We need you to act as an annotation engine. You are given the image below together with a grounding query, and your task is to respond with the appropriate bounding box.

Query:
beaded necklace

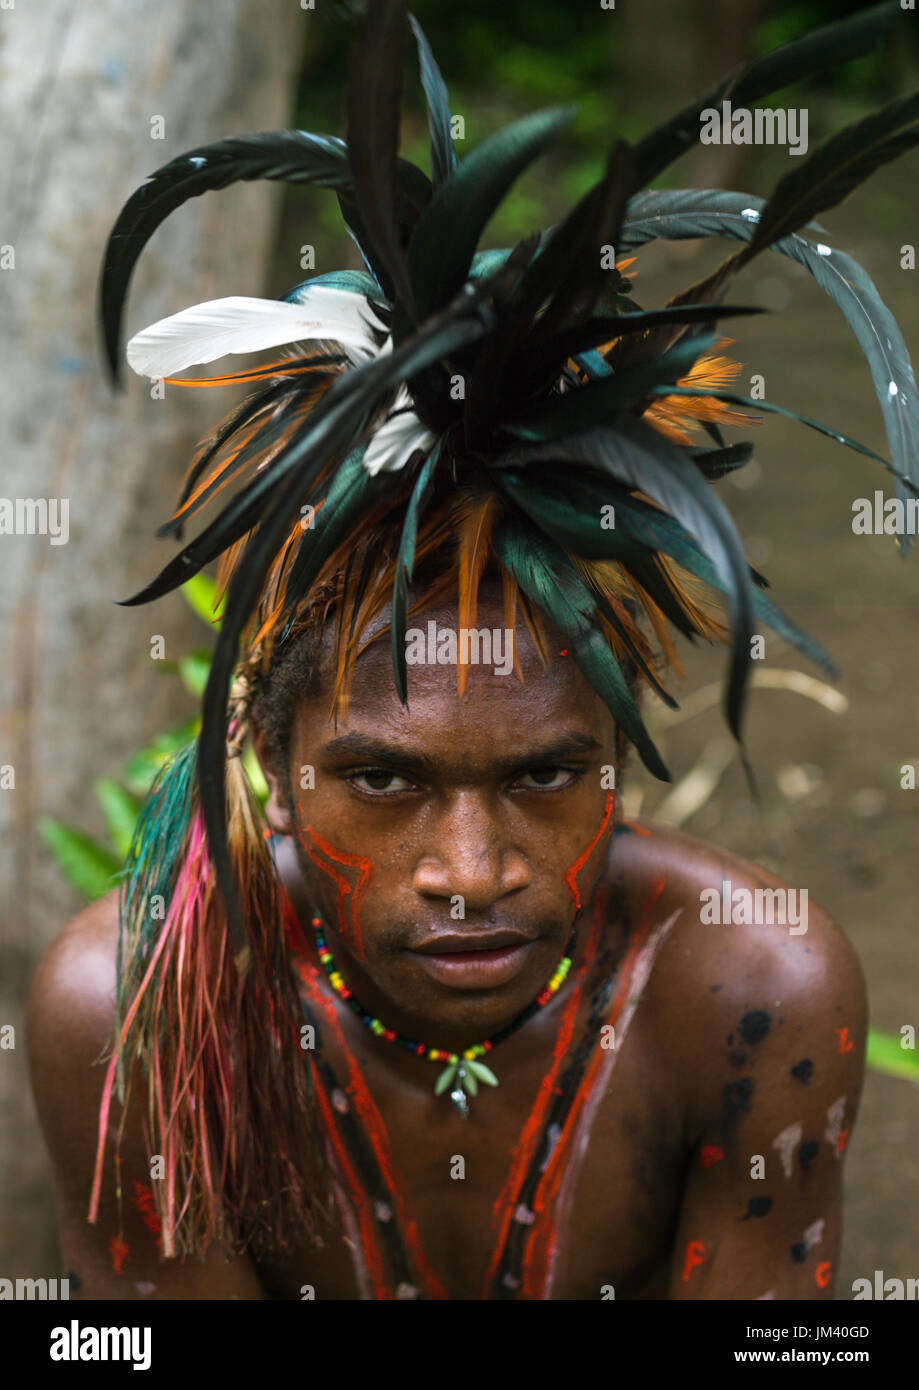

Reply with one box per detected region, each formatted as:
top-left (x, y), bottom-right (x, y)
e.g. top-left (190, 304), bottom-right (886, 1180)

top-left (311, 915), bottom-right (577, 1116)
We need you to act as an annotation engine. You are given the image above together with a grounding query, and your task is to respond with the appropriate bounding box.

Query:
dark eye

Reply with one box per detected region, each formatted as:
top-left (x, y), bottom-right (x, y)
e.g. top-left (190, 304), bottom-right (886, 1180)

top-left (349, 769), bottom-right (413, 795)
top-left (514, 767), bottom-right (579, 790)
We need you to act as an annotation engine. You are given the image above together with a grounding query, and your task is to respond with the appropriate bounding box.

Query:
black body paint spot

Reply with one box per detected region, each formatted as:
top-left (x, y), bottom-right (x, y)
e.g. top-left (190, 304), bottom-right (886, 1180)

top-left (728, 1048), bottom-right (749, 1069)
top-left (799, 1141), bottom-right (819, 1170)
top-left (67, 1269), bottom-right (81, 1291)
top-left (711, 983), bottom-right (724, 993)
top-left (726, 1032), bottom-right (734, 1045)
top-left (739, 1010), bottom-right (771, 1046)
top-left (741, 1196), bottom-right (773, 1221)
top-left (723, 1077), bottom-right (754, 1115)
top-left (791, 1058), bottom-right (814, 1084)
top-left (791, 1242), bottom-right (808, 1263)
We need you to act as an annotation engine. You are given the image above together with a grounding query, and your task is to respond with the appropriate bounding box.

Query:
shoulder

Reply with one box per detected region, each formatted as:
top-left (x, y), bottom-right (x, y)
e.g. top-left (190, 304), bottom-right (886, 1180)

top-left (607, 820), bottom-right (867, 1115)
top-left (27, 890), bottom-right (265, 1298)
top-left (27, 888), bottom-right (121, 1120)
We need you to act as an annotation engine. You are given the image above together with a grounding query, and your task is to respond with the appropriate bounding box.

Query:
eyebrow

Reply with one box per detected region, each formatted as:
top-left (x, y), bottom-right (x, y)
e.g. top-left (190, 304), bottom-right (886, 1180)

top-left (319, 731), bottom-right (603, 777)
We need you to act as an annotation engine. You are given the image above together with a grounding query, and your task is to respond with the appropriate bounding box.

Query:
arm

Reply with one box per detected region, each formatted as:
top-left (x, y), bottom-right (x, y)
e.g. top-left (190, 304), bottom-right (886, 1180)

top-left (667, 903), bottom-right (867, 1300)
top-left (26, 889), bottom-right (265, 1300)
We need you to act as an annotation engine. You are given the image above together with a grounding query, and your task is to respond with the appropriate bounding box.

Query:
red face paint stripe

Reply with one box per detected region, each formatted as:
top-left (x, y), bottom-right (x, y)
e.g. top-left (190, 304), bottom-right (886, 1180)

top-left (563, 792), bottom-right (616, 913)
top-left (295, 820), bottom-right (374, 960)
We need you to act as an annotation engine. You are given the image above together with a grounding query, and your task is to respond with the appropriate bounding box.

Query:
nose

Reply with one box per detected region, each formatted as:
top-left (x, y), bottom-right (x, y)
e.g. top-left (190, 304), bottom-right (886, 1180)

top-left (412, 791), bottom-right (531, 912)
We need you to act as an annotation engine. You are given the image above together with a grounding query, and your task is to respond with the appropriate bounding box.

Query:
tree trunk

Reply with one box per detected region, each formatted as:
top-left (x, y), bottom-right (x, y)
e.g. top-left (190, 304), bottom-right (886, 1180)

top-left (0, 0), bottom-right (306, 1273)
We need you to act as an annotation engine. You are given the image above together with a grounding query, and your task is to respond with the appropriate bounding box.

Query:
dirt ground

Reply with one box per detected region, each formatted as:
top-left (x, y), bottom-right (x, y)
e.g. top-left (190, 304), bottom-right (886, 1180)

top-left (620, 158), bottom-right (919, 1296)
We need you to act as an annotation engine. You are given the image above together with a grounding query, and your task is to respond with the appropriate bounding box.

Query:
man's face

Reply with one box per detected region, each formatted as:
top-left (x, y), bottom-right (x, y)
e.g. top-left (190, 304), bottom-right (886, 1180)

top-left (257, 584), bottom-right (620, 1045)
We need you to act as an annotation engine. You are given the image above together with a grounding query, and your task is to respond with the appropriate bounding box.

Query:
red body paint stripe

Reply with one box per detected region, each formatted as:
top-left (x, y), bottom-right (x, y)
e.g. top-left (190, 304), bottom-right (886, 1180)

top-left (108, 1235), bottom-right (129, 1275)
top-left (479, 892), bottom-right (606, 1298)
top-left (681, 1239), bottom-right (706, 1283)
top-left (518, 875), bottom-right (666, 1297)
top-left (292, 940), bottom-right (447, 1300)
top-left (313, 1065), bottom-right (390, 1299)
top-left (131, 1180), bottom-right (163, 1250)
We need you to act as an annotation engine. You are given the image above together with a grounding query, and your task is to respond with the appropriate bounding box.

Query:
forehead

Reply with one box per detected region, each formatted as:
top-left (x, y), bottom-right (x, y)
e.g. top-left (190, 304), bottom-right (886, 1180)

top-left (300, 583), bottom-right (615, 763)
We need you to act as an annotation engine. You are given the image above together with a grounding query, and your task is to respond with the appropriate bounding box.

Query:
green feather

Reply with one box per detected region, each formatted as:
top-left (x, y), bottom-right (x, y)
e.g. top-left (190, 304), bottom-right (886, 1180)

top-left (399, 105), bottom-right (575, 337)
top-left (493, 515), bottom-right (671, 782)
top-left (502, 333), bottom-right (718, 443)
top-left (391, 443), bottom-right (441, 702)
top-left (409, 12), bottom-right (457, 189)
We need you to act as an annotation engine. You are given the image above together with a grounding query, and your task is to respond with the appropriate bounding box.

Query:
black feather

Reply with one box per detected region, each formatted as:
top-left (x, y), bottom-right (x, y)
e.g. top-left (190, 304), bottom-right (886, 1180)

top-left (633, 1), bottom-right (901, 187)
top-left (345, 0), bottom-right (416, 318)
top-left (99, 132), bottom-right (353, 383)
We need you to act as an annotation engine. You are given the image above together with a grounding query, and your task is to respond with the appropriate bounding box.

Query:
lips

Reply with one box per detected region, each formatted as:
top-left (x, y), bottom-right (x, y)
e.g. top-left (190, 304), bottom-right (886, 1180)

top-left (408, 931), bottom-right (538, 990)
top-left (412, 929), bottom-right (535, 956)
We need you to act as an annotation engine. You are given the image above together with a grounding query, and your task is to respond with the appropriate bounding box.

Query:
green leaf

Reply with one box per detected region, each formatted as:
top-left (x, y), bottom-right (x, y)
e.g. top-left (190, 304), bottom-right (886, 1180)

top-left (178, 650), bottom-right (212, 697)
top-left (122, 718), bottom-right (200, 795)
top-left (93, 778), bottom-right (141, 860)
top-left (866, 1028), bottom-right (919, 1082)
top-left (241, 743), bottom-right (269, 804)
top-left (466, 1059), bottom-right (499, 1086)
top-left (181, 573), bottom-right (223, 625)
top-left (434, 1062), bottom-right (458, 1095)
top-left (38, 818), bottom-right (122, 901)
top-left (461, 1066), bottom-right (478, 1097)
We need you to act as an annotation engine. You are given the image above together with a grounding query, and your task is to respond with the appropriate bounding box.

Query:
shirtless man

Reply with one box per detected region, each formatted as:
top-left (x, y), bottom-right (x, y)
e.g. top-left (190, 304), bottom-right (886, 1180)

top-left (26, 581), bottom-right (865, 1300)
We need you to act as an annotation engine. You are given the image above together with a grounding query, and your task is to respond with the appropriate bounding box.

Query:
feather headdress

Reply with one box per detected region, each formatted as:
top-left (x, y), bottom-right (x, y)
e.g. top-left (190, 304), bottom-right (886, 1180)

top-left (93, 0), bottom-right (919, 1257)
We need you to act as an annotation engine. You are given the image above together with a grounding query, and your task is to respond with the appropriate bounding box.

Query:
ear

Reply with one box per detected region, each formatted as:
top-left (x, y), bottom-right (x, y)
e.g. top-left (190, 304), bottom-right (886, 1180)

top-left (249, 717), bottom-right (293, 837)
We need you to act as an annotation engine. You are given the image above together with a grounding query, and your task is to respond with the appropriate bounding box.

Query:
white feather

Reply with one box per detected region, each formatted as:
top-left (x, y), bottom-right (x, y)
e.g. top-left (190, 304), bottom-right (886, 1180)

top-left (126, 289), bottom-right (388, 377)
top-left (363, 385), bottom-right (436, 476)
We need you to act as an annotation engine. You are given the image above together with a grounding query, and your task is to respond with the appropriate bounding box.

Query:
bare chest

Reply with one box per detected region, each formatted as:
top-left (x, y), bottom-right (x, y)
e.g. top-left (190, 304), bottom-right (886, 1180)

top-left (255, 984), bottom-right (685, 1300)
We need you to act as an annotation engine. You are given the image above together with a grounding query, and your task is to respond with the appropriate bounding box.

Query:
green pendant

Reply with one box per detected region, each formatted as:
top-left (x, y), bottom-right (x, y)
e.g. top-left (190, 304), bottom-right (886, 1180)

top-left (433, 1058), bottom-right (500, 1116)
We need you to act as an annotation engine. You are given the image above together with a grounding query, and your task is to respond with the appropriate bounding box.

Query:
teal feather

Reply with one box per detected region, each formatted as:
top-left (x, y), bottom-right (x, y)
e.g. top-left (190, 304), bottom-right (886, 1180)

top-left (493, 516), bottom-right (670, 781)
top-left (391, 442), bottom-right (441, 701)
